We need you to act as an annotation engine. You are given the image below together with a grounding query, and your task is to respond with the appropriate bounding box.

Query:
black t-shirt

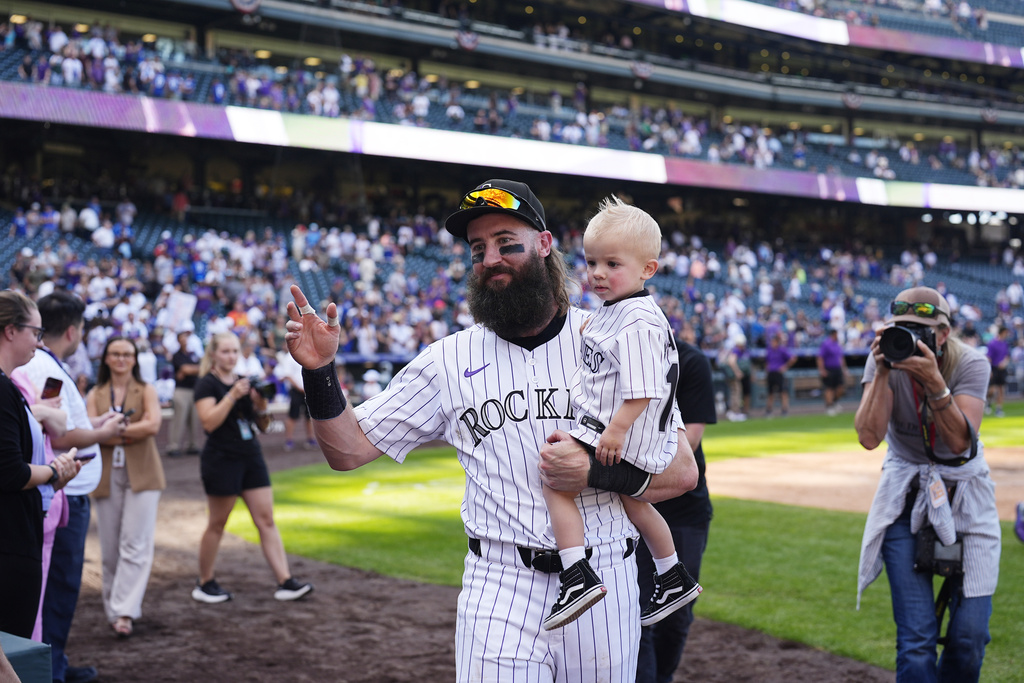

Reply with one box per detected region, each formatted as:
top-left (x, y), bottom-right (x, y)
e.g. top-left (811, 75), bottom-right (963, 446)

top-left (193, 374), bottom-right (261, 457)
top-left (653, 341), bottom-right (717, 526)
top-left (173, 349), bottom-right (201, 390)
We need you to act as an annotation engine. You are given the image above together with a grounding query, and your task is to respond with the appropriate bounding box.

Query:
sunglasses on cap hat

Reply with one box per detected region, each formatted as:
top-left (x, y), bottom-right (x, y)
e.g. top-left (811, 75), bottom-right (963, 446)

top-left (459, 187), bottom-right (544, 227)
top-left (890, 301), bottom-right (941, 318)
top-left (444, 179), bottom-right (547, 241)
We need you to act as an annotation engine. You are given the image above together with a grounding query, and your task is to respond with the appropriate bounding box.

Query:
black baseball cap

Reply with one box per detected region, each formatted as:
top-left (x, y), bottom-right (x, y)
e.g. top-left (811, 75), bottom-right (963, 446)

top-left (443, 179), bottom-right (547, 242)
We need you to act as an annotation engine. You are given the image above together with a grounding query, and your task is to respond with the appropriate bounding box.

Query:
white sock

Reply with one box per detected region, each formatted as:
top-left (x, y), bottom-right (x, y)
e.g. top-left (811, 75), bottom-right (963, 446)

top-left (559, 546), bottom-right (587, 568)
top-left (654, 553), bottom-right (679, 576)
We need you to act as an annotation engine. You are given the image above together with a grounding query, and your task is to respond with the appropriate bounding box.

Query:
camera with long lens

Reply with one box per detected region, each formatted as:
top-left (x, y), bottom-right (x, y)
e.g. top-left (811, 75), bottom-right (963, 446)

top-left (879, 323), bottom-right (936, 365)
top-left (249, 377), bottom-right (278, 400)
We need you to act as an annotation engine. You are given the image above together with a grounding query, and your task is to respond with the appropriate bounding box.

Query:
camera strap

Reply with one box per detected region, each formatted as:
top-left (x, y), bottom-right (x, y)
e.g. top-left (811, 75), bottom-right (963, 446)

top-left (913, 384), bottom-right (978, 467)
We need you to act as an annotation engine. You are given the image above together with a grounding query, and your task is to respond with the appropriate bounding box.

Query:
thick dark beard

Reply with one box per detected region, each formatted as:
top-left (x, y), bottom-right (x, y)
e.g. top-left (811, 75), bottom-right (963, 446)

top-left (467, 252), bottom-right (556, 339)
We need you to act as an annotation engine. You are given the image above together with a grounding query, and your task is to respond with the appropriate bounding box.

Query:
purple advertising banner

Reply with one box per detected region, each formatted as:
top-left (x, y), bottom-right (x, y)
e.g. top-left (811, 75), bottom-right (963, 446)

top-left (0, 81), bottom-right (236, 139)
top-left (629, 0), bottom-right (1024, 68)
top-left (847, 25), bottom-right (1024, 68)
top-left (664, 157), bottom-right (862, 202)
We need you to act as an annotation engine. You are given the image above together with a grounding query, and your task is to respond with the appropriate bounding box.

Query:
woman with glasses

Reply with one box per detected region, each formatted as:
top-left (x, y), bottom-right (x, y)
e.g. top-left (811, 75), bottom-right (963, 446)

top-left (0, 290), bottom-right (80, 639)
top-left (85, 337), bottom-right (165, 638)
top-left (855, 287), bottom-right (1000, 682)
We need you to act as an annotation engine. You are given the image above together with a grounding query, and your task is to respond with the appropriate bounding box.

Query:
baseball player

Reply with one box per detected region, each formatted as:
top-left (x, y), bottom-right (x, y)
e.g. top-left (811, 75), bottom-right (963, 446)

top-left (285, 178), bottom-right (698, 682)
top-left (542, 196), bottom-right (700, 631)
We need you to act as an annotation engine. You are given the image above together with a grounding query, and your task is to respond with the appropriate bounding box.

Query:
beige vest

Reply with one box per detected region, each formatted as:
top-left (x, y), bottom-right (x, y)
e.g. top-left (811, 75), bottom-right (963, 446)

top-left (91, 379), bottom-right (166, 498)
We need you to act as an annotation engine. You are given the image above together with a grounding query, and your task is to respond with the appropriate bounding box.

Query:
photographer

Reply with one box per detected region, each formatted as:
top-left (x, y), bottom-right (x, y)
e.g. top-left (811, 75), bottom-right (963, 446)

top-left (191, 332), bottom-right (312, 604)
top-left (854, 287), bottom-right (1000, 682)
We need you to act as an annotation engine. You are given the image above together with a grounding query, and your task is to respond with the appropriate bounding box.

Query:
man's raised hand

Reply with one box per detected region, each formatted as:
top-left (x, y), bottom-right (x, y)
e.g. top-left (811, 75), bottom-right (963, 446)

top-left (285, 284), bottom-right (341, 370)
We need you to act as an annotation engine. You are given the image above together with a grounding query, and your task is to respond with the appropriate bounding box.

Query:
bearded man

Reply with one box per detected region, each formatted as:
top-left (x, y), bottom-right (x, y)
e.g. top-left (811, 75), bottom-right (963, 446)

top-left (285, 179), bottom-right (697, 683)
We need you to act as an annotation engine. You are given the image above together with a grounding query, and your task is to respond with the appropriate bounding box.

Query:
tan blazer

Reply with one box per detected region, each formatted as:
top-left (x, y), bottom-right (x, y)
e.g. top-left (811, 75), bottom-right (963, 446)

top-left (92, 379), bottom-right (166, 498)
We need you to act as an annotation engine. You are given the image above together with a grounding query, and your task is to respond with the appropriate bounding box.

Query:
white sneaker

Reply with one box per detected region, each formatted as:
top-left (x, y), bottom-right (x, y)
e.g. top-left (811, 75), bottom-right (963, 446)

top-left (192, 579), bottom-right (232, 604)
top-left (274, 577), bottom-right (314, 601)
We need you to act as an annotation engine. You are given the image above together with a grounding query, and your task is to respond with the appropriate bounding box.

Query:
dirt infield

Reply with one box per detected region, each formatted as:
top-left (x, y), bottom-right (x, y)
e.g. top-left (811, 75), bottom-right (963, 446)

top-left (707, 446), bottom-right (1024, 520)
top-left (61, 428), bottom-right (994, 682)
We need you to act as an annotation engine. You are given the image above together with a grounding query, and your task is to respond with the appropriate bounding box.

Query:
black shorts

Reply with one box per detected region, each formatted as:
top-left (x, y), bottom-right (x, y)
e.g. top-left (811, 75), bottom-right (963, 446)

top-left (740, 374), bottom-right (752, 397)
top-left (822, 368), bottom-right (844, 389)
top-left (200, 444), bottom-right (271, 497)
top-left (990, 366), bottom-right (1007, 387)
top-left (288, 387), bottom-right (310, 420)
top-left (767, 371), bottom-right (785, 394)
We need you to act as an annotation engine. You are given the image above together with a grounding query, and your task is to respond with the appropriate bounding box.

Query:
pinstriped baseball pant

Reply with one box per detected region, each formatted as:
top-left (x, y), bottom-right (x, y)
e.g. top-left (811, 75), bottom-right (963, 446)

top-left (456, 537), bottom-right (640, 682)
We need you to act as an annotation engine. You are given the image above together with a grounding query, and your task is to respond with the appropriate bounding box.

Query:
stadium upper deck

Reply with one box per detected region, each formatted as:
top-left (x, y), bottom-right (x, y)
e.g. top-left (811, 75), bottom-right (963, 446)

top-left (2, 0), bottom-right (1022, 223)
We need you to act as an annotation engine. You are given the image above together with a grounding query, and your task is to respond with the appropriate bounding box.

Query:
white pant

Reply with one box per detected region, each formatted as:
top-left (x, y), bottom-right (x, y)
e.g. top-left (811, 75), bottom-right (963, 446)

top-left (456, 537), bottom-right (640, 682)
top-left (94, 467), bottom-right (161, 622)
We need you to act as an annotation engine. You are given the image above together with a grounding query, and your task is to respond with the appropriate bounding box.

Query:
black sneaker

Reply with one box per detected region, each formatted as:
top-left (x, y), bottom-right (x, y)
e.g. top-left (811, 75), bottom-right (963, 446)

top-left (640, 562), bottom-right (702, 627)
top-left (542, 559), bottom-right (607, 631)
top-left (191, 578), bottom-right (233, 604)
top-left (274, 577), bottom-right (314, 601)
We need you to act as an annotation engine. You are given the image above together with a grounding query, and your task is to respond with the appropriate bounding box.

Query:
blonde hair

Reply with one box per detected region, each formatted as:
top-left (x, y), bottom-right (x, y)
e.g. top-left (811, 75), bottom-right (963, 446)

top-left (938, 323), bottom-right (965, 386)
top-left (198, 332), bottom-right (240, 377)
top-left (584, 195), bottom-right (662, 262)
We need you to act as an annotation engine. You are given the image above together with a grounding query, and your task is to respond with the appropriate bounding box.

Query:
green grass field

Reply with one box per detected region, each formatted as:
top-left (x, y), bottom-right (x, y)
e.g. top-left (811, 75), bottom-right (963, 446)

top-left (228, 400), bottom-right (1024, 680)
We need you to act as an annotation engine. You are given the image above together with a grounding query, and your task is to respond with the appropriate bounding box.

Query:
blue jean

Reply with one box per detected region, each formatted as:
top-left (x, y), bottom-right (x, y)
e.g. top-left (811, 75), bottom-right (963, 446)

top-left (636, 521), bottom-right (710, 683)
top-left (43, 494), bottom-right (91, 682)
top-left (881, 504), bottom-right (992, 683)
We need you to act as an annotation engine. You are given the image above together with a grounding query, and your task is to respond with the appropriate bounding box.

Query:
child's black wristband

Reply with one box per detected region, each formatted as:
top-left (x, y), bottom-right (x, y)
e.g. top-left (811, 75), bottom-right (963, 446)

top-left (301, 362), bottom-right (347, 421)
top-left (586, 455), bottom-right (652, 498)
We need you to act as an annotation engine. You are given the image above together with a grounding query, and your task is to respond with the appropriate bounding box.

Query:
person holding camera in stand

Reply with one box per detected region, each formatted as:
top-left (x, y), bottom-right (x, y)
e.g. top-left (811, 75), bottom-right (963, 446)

top-left (854, 287), bottom-right (1000, 682)
top-left (85, 337), bottom-right (164, 639)
top-left (191, 332), bottom-right (312, 604)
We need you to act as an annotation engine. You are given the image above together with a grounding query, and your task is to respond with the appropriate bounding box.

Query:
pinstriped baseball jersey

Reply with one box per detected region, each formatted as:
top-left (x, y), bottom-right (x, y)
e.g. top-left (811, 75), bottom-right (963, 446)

top-left (569, 291), bottom-right (678, 474)
top-left (354, 307), bottom-right (679, 549)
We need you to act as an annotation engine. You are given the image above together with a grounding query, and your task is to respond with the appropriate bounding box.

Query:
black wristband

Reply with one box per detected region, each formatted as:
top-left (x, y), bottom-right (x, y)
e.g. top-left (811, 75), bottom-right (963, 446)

top-left (586, 454), bottom-right (652, 497)
top-left (302, 362), bottom-right (348, 421)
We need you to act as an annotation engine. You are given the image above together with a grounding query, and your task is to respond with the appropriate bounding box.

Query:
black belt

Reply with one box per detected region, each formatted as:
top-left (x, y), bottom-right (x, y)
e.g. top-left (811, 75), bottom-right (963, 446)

top-left (468, 537), bottom-right (635, 574)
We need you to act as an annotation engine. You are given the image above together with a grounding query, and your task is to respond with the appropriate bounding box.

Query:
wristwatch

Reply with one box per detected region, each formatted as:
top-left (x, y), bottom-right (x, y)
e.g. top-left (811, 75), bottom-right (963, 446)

top-left (47, 464), bottom-right (60, 486)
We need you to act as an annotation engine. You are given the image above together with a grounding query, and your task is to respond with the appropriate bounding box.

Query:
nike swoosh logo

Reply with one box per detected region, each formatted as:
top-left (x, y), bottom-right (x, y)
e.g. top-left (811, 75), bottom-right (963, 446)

top-left (464, 364), bottom-right (490, 378)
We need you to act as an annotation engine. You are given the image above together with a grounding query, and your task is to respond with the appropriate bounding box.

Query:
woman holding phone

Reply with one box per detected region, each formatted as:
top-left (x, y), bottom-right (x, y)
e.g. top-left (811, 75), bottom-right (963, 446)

top-left (191, 332), bottom-right (311, 604)
top-left (85, 337), bottom-right (164, 638)
top-left (0, 290), bottom-right (79, 639)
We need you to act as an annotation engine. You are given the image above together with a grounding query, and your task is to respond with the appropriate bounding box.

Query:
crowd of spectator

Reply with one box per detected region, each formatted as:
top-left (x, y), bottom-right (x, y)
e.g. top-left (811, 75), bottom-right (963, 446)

top-left (7, 12), bottom-right (1024, 191)
top-left (5, 180), bottom-right (1023, 414)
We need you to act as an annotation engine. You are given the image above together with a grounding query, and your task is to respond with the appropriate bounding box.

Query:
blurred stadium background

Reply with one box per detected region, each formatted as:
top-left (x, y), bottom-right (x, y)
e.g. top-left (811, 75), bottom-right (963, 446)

top-left (1, 0), bottom-right (1022, 403)
top-left (3, 1), bottom-right (1024, 680)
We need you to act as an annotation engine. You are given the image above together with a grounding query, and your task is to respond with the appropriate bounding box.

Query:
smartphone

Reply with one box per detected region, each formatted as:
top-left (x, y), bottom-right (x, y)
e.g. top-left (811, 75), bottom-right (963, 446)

top-left (41, 377), bottom-right (63, 400)
top-left (74, 452), bottom-right (97, 462)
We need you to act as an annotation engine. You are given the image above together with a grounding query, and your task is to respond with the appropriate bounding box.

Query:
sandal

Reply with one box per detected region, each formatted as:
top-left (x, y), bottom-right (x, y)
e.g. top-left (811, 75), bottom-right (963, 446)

top-left (112, 616), bottom-right (133, 638)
